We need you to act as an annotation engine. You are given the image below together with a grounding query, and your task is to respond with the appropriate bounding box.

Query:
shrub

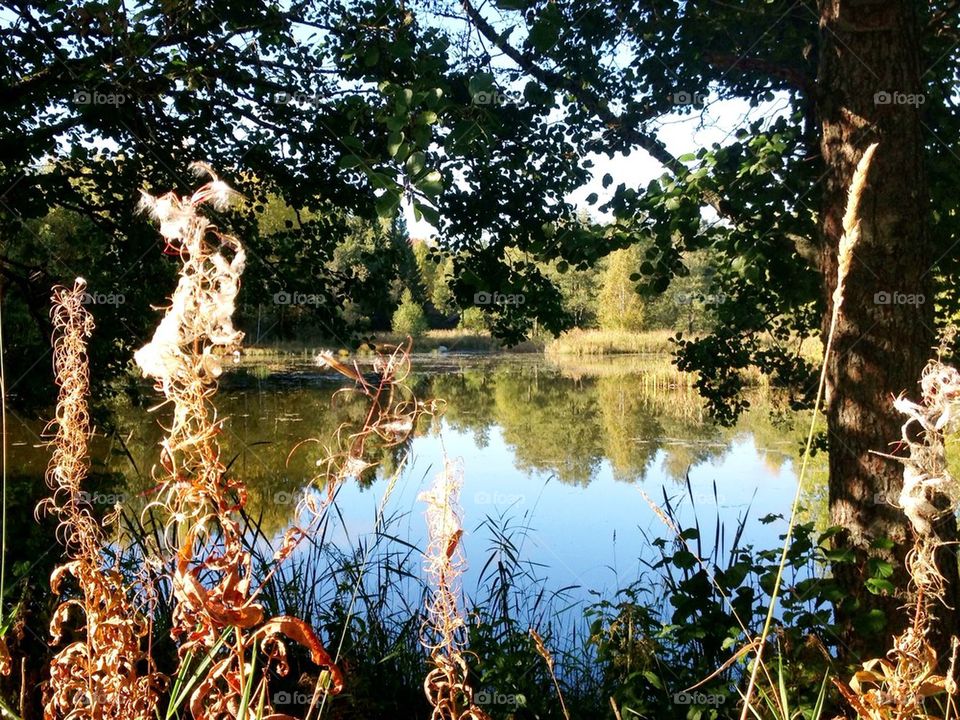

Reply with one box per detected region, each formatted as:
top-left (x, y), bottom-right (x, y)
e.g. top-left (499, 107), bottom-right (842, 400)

top-left (392, 289), bottom-right (429, 337)
top-left (458, 306), bottom-right (488, 333)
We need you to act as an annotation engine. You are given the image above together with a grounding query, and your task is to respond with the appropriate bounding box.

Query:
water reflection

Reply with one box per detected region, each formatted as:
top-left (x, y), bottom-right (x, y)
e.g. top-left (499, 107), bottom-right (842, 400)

top-left (9, 355), bottom-right (813, 532)
top-left (8, 353), bottom-right (828, 601)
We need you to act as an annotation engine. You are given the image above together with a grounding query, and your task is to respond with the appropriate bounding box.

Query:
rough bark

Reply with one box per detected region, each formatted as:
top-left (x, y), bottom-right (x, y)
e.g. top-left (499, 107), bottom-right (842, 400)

top-left (817, 0), bottom-right (958, 661)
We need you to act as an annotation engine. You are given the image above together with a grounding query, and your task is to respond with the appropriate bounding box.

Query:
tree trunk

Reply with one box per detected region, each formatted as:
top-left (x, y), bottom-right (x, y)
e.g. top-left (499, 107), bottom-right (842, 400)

top-left (817, 0), bottom-right (958, 661)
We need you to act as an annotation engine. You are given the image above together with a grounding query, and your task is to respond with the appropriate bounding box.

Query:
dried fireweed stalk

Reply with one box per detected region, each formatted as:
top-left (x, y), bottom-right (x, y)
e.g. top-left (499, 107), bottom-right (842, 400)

top-left (276, 340), bottom-right (439, 566)
top-left (312, 340), bottom-right (437, 494)
top-left (39, 279), bottom-right (165, 720)
top-left (836, 360), bottom-right (960, 718)
top-left (419, 459), bottom-right (490, 720)
top-left (136, 165), bottom-right (341, 719)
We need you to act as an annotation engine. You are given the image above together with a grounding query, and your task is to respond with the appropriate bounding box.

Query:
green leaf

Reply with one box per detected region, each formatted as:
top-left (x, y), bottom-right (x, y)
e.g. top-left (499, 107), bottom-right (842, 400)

top-left (387, 131), bottom-right (404, 158)
top-left (871, 536), bottom-right (895, 551)
top-left (643, 670), bottom-right (663, 689)
top-left (469, 72), bottom-right (495, 98)
top-left (867, 558), bottom-right (894, 578)
top-left (418, 170), bottom-right (443, 197)
top-left (528, 14), bottom-right (561, 52)
top-left (865, 578), bottom-right (896, 595)
top-left (415, 202), bottom-right (440, 227)
top-left (854, 609), bottom-right (887, 634)
top-left (339, 154), bottom-right (365, 170)
top-left (375, 191), bottom-right (400, 218)
top-left (406, 151), bottom-right (427, 177)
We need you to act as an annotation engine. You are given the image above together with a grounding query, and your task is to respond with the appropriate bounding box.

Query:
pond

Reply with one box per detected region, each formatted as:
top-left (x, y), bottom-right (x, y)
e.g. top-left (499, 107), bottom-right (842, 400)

top-left (9, 352), bottom-right (826, 610)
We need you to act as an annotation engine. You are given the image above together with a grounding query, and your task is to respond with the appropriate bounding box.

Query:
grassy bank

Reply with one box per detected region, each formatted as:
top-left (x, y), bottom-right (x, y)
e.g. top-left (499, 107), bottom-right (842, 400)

top-left (243, 330), bottom-right (544, 358)
top-left (544, 328), bottom-right (678, 356)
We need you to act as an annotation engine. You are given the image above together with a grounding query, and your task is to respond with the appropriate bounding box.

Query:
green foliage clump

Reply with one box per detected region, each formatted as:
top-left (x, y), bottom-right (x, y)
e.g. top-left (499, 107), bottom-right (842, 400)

top-left (598, 247), bottom-right (646, 332)
top-left (392, 289), bottom-right (429, 337)
top-left (458, 306), bottom-right (487, 333)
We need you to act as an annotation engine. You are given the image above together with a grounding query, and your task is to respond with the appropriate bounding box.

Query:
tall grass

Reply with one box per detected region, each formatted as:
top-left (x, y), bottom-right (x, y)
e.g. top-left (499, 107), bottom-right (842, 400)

top-left (735, 143), bottom-right (878, 720)
top-left (0, 256), bottom-right (12, 692)
top-left (545, 328), bottom-right (677, 356)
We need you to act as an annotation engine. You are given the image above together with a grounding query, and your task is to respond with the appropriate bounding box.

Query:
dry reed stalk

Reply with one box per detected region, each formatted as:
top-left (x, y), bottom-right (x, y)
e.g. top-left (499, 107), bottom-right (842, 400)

top-left (419, 459), bottom-right (489, 720)
top-left (738, 143), bottom-right (879, 720)
top-left (835, 360), bottom-right (960, 718)
top-left (271, 342), bottom-right (436, 624)
top-left (39, 279), bottom-right (165, 720)
top-left (136, 166), bottom-right (341, 719)
top-left (0, 264), bottom-right (9, 681)
top-left (833, 143), bottom-right (877, 311)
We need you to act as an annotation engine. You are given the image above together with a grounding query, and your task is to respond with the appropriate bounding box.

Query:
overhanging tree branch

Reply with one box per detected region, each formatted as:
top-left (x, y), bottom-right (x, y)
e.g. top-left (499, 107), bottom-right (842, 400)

top-left (459, 0), bottom-right (820, 266)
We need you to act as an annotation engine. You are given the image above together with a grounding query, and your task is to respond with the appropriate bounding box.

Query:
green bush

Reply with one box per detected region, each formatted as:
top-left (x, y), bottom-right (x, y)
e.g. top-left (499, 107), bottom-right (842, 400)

top-left (391, 289), bottom-right (429, 337)
top-left (458, 306), bottom-right (488, 333)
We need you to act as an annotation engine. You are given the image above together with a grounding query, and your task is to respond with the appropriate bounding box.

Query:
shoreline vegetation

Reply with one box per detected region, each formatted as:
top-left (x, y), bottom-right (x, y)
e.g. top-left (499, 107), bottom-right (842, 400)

top-left (240, 328), bottom-right (824, 393)
top-left (0, 167), bottom-right (897, 720)
top-left (243, 327), bottom-right (823, 360)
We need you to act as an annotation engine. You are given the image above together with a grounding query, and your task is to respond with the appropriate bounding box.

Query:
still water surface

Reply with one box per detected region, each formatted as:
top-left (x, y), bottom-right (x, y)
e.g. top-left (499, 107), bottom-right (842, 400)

top-left (11, 353), bottom-right (822, 606)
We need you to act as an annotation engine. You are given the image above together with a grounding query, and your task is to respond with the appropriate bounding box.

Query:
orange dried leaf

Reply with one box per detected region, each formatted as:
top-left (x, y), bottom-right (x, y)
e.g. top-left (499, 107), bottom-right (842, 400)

top-left (0, 636), bottom-right (10, 676)
top-left (253, 616), bottom-right (343, 693)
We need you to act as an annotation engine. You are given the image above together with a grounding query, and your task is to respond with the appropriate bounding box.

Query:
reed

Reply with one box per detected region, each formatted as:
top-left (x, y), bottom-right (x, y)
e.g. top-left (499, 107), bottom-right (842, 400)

top-left (737, 142), bottom-right (879, 719)
top-left (545, 328), bottom-right (678, 356)
top-left (0, 262), bottom-right (9, 682)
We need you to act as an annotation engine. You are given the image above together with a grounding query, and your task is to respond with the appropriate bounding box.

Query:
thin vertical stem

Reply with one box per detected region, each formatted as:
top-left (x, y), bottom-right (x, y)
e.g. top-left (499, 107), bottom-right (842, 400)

top-left (0, 288), bottom-right (7, 626)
